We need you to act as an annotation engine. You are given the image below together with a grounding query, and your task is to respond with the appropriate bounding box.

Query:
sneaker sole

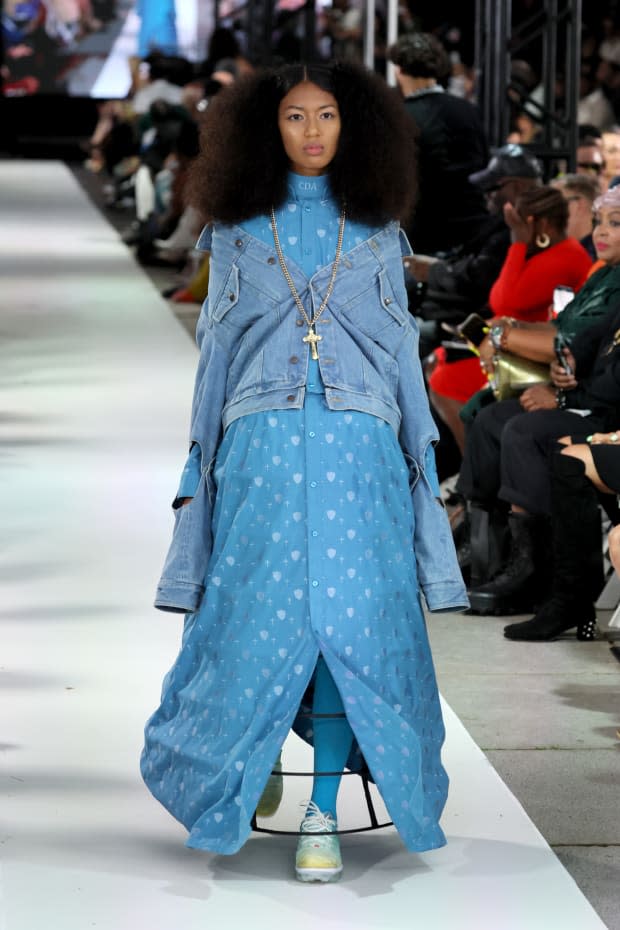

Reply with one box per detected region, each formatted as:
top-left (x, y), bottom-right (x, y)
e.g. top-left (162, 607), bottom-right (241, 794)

top-left (295, 866), bottom-right (342, 883)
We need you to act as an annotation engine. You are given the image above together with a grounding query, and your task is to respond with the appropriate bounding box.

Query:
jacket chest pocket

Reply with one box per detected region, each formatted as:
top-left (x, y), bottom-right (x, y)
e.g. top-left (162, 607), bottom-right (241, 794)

top-left (338, 269), bottom-right (406, 338)
top-left (209, 263), bottom-right (239, 322)
top-left (210, 264), bottom-right (284, 328)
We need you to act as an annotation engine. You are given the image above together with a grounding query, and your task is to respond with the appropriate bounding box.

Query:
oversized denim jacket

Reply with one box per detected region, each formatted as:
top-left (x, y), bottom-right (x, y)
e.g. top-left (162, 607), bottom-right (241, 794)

top-left (155, 220), bottom-right (468, 615)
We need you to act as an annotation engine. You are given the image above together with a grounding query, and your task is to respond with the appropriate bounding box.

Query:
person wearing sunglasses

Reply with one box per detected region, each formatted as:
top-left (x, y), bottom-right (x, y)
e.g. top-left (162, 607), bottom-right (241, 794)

top-left (552, 172), bottom-right (600, 260)
top-left (576, 137), bottom-right (605, 178)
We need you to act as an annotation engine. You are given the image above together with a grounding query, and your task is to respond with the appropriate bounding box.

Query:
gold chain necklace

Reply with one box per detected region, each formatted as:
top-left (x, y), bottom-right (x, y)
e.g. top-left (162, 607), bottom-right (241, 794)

top-left (270, 206), bottom-right (346, 360)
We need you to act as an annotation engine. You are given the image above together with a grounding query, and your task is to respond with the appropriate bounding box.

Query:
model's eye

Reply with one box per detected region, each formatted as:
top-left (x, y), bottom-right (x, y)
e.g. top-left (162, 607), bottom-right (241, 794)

top-left (320, 110), bottom-right (337, 119)
top-left (287, 113), bottom-right (304, 121)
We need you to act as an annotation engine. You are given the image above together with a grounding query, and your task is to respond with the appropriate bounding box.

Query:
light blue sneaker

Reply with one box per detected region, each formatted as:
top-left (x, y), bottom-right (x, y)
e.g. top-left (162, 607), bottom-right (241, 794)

top-left (256, 755), bottom-right (283, 818)
top-left (295, 801), bottom-right (343, 883)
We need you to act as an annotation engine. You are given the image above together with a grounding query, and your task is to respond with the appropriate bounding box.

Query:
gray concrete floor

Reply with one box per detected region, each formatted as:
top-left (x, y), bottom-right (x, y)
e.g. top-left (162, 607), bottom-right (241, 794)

top-left (75, 165), bottom-right (620, 928)
top-left (429, 611), bottom-right (620, 930)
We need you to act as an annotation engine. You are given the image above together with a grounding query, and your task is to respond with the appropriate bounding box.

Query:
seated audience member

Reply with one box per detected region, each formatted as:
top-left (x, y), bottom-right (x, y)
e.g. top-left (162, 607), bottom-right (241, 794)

top-left (456, 185), bottom-right (620, 588)
top-left (388, 31), bottom-right (489, 256)
top-left (131, 52), bottom-right (189, 115)
top-left (506, 108), bottom-right (543, 146)
top-left (578, 37), bottom-right (620, 131)
top-left (503, 429), bottom-right (620, 641)
top-left (600, 129), bottom-right (620, 192)
top-left (428, 186), bottom-right (592, 451)
top-left (324, 0), bottom-right (363, 62)
top-left (608, 520), bottom-right (620, 573)
top-left (552, 173), bottom-right (600, 259)
top-left (195, 26), bottom-right (253, 81)
top-left (576, 135), bottom-right (605, 180)
top-left (84, 100), bottom-right (138, 175)
top-left (127, 102), bottom-right (199, 263)
top-left (474, 185), bottom-right (620, 385)
top-left (458, 304), bottom-right (620, 617)
top-left (408, 144), bottom-right (543, 356)
top-left (2, 0), bottom-right (61, 93)
top-left (165, 253), bottom-right (210, 304)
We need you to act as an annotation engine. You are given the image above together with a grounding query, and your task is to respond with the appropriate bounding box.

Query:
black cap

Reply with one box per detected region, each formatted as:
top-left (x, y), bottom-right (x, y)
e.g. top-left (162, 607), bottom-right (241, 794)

top-left (469, 144), bottom-right (543, 191)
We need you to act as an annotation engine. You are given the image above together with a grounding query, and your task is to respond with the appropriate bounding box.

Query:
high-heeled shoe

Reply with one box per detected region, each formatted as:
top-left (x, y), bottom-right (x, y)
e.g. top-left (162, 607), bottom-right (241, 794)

top-left (504, 597), bottom-right (597, 641)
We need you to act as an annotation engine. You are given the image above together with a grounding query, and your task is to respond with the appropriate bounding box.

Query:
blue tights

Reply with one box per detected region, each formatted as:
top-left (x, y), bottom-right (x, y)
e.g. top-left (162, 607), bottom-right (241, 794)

top-left (309, 656), bottom-right (354, 818)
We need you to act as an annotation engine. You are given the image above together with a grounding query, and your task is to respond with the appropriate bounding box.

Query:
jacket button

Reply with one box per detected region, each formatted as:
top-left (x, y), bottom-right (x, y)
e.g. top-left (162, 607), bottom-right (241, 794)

top-left (229, 292), bottom-right (235, 301)
top-left (287, 394), bottom-right (295, 401)
top-left (235, 239), bottom-right (243, 248)
top-left (267, 256), bottom-right (276, 264)
top-left (296, 319), bottom-right (305, 327)
top-left (289, 355), bottom-right (299, 364)
top-left (384, 297), bottom-right (392, 305)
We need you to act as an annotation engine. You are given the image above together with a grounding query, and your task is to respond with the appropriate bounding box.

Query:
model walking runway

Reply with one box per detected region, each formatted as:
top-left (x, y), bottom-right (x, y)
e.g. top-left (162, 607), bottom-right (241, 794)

top-left (0, 161), bottom-right (608, 929)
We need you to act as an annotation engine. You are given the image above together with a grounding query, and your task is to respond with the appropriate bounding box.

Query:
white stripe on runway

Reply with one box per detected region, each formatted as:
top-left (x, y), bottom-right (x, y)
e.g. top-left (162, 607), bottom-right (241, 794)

top-left (0, 161), bottom-right (608, 930)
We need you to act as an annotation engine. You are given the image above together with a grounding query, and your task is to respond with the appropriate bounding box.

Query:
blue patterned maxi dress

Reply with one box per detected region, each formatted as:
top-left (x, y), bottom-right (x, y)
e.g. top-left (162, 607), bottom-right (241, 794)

top-left (141, 174), bottom-right (449, 855)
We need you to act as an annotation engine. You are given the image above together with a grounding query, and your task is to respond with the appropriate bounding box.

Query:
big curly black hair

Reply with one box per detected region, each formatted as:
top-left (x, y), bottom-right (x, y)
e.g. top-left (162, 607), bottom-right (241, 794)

top-left (187, 61), bottom-right (417, 225)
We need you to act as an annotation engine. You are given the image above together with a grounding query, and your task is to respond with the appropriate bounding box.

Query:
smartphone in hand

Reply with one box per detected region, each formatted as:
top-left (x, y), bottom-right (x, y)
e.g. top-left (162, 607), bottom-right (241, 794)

top-left (457, 313), bottom-right (491, 347)
top-left (554, 332), bottom-right (573, 375)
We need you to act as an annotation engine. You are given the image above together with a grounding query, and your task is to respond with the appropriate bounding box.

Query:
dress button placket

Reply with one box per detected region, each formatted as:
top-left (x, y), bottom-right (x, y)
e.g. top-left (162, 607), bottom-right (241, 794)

top-left (304, 387), bottom-right (323, 623)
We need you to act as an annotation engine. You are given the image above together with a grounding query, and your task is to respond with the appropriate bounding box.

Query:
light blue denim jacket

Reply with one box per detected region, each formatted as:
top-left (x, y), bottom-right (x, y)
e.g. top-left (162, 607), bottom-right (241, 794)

top-left (155, 219), bottom-right (468, 614)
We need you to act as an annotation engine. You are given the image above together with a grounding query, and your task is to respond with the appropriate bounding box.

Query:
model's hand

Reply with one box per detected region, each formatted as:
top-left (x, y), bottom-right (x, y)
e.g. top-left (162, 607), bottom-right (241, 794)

top-left (519, 383), bottom-right (557, 411)
top-left (503, 202), bottom-right (534, 244)
top-left (178, 497), bottom-right (194, 508)
top-left (608, 524), bottom-right (620, 575)
top-left (404, 255), bottom-right (439, 283)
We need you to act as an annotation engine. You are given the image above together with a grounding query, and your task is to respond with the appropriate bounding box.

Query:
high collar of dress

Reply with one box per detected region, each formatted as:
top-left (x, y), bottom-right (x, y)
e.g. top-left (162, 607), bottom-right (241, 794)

top-left (287, 172), bottom-right (330, 202)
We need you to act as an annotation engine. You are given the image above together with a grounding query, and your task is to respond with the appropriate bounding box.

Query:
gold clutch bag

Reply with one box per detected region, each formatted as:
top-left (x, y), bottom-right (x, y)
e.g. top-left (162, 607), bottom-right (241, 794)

top-left (490, 352), bottom-right (550, 400)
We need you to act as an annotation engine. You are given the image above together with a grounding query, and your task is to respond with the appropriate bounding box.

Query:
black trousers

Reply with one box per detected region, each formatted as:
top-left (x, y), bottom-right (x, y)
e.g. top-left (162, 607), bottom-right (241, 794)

top-left (456, 398), bottom-right (602, 515)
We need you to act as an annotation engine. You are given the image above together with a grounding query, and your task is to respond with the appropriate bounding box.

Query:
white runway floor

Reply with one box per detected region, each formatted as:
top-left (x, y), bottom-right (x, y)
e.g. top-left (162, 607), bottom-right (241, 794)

top-left (0, 161), bottom-right (609, 929)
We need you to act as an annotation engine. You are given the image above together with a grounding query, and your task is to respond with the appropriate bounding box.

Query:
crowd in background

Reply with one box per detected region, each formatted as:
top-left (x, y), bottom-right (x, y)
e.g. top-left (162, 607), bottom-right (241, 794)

top-left (62, 3), bottom-right (620, 648)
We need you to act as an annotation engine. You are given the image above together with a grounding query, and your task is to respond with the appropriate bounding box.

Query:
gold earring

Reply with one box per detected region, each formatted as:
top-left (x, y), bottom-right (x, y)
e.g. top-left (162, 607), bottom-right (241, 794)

top-left (536, 233), bottom-right (550, 248)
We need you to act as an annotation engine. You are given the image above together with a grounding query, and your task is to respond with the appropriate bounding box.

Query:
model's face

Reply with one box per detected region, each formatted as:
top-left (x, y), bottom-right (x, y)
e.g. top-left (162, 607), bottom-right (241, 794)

top-left (278, 81), bottom-right (341, 176)
top-left (592, 206), bottom-right (620, 264)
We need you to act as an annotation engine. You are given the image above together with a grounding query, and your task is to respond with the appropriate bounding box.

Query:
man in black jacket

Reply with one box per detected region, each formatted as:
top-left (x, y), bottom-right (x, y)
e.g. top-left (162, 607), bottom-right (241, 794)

top-left (389, 32), bottom-right (489, 257)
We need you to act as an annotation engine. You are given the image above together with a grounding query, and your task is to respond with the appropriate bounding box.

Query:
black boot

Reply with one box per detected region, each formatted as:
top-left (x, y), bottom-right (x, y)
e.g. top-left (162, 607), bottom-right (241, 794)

top-left (468, 504), bottom-right (510, 589)
top-left (468, 512), bottom-right (545, 615)
top-left (452, 499), bottom-right (471, 586)
top-left (504, 453), bottom-right (602, 641)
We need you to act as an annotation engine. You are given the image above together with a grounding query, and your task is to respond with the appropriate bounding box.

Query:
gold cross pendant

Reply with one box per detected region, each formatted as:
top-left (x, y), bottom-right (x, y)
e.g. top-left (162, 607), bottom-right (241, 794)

top-left (303, 325), bottom-right (322, 360)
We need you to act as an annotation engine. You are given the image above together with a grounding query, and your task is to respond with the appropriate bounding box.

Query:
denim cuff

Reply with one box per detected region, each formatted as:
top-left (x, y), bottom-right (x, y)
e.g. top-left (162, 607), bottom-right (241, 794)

top-left (423, 581), bottom-right (469, 613)
top-left (154, 580), bottom-right (204, 614)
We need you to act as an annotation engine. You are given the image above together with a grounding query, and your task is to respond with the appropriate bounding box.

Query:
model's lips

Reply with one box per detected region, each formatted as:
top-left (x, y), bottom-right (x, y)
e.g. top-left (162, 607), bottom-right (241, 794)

top-left (303, 144), bottom-right (324, 155)
top-left (596, 241), bottom-right (609, 250)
